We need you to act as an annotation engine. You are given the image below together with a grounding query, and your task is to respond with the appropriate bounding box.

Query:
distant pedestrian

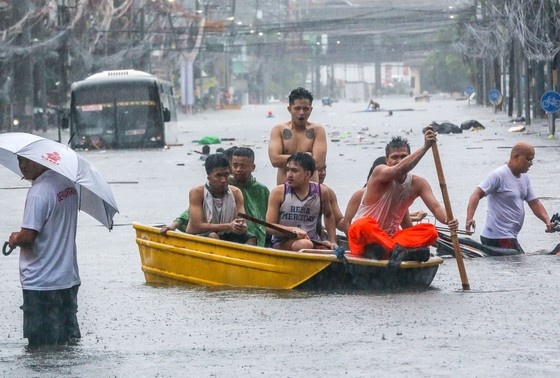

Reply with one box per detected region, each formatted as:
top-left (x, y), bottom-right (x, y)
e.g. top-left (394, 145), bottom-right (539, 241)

top-left (366, 99), bottom-right (380, 111)
top-left (199, 145), bottom-right (211, 161)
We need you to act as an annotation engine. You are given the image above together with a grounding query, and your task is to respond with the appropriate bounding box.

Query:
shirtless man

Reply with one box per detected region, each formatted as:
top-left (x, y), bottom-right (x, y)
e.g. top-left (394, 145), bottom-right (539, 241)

top-left (268, 87), bottom-right (327, 185)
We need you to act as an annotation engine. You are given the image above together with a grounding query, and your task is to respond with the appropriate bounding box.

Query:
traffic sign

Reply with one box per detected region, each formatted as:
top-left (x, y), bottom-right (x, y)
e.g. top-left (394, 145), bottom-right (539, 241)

top-left (488, 89), bottom-right (502, 105)
top-left (464, 85), bottom-right (475, 95)
top-left (540, 91), bottom-right (560, 113)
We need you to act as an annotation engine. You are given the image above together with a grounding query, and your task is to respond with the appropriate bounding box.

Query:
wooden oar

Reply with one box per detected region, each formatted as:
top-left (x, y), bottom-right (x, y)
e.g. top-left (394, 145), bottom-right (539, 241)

top-left (237, 213), bottom-right (331, 249)
top-left (432, 142), bottom-right (471, 290)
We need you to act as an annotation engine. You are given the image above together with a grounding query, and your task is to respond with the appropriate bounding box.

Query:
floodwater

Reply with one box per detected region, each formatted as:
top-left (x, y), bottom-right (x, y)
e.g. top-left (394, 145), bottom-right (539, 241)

top-left (1, 96), bottom-right (560, 377)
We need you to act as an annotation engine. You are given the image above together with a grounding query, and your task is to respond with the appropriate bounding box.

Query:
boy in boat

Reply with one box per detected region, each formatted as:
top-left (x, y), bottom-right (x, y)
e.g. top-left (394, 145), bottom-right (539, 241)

top-left (228, 147), bottom-right (270, 247)
top-left (266, 152), bottom-right (337, 251)
top-left (347, 129), bottom-right (458, 262)
top-left (465, 141), bottom-right (553, 253)
top-left (161, 148), bottom-right (270, 246)
top-left (185, 153), bottom-right (255, 244)
top-left (268, 87), bottom-right (328, 185)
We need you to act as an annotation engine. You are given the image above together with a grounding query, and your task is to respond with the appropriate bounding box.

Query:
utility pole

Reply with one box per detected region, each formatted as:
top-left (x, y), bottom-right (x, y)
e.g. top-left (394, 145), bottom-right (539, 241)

top-left (56, 1), bottom-right (72, 142)
top-left (12, 1), bottom-right (33, 133)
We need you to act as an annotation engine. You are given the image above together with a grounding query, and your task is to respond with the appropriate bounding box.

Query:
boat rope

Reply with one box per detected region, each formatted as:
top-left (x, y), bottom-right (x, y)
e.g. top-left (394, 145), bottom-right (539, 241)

top-left (2, 241), bottom-right (14, 256)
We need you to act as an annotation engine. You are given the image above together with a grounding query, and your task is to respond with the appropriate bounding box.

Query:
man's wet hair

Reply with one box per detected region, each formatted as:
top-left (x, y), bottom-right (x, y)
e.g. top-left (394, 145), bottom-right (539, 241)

top-left (222, 146), bottom-right (238, 161)
top-left (205, 153), bottom-right (230, 174)
top-left (385, 136), bottom-right (411, 156)
top-left (287, 152), bottom-right (315, 175)
top-left (201, 145), bottom-right (210, 154)
top-left (289, 87), bottom-right (313, 105)
top-left (233, 146), bottom-right (255, 161)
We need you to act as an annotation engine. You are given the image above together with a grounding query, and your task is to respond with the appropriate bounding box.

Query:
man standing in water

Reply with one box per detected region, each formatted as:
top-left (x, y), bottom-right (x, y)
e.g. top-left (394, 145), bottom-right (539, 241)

top-left (8, 157), bottom-right (81, 347)
top-left (466, 141), bottom-right (553, 253)
top-left (268, 87), bottom-right (327, 185)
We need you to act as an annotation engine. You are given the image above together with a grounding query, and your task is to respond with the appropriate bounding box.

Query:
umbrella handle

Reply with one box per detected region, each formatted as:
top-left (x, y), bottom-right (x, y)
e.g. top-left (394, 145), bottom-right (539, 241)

top-left (2, 241), bottom-right (14, 256)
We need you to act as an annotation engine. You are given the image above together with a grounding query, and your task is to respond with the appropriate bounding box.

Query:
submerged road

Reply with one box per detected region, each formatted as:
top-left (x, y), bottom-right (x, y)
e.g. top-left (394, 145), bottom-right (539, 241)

top-left (1, 96), bottom-right (559, 377)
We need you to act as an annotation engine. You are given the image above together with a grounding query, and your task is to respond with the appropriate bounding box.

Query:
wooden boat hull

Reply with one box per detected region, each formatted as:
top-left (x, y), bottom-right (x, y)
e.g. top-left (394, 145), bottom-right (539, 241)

top-left (134, 223), bottom-right (443, 290)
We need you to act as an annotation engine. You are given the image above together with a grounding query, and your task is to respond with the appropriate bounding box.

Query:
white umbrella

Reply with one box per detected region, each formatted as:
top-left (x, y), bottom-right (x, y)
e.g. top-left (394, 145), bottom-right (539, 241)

top-left (0, 132), bottom-right (119, 229)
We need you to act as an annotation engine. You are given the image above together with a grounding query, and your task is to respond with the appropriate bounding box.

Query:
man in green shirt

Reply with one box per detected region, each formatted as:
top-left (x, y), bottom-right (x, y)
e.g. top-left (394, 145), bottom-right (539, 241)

top-left (161, 147), bottom-right (270, 247)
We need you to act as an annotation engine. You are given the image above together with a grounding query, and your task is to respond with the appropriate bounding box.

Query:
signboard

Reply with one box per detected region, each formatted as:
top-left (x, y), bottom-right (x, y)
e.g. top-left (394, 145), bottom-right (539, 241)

top-left (540, 91), bottom-right (560, 113)
top-left (488, 89), bottom-right (502, 105)
top-left (464, 85), bottom-right (475, 95)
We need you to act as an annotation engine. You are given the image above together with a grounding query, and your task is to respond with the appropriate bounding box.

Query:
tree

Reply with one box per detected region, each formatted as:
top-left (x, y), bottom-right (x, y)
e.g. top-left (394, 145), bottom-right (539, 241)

top-left (422, 50), bottom-right (473, 93)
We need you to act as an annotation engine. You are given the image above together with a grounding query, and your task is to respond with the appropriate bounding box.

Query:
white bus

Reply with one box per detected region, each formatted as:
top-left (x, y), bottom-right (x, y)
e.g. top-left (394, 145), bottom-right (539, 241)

top-left (69, 70), bottom-right (178, 149)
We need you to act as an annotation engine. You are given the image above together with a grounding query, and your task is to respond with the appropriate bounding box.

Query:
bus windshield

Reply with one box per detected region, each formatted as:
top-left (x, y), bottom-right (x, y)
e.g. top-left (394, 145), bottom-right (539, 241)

top-left (71, 80), bottom-right (166, 149)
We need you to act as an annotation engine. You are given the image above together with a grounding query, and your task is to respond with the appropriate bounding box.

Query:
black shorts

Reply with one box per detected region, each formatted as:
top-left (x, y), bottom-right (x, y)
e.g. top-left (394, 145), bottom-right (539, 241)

top-left (480, 236), bottom-right (524, 253)
top-left (220, 231), bottom-right (253, 244)
top-left (21, 284), bottom-right (81, 347)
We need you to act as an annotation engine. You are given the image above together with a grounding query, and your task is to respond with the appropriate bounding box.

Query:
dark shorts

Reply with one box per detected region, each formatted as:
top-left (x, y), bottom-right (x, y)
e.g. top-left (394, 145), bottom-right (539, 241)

top-left (220, 231), bottom-right (253, 244)
top-left (480, 236), bottom-right (525, 253)
top-left (21, 284), bottom-right (81, 347)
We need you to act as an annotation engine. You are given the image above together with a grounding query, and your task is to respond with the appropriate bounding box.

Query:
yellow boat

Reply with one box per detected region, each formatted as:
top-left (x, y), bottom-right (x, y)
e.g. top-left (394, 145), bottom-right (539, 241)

top-left (133, 223), bottom-right (444, 290)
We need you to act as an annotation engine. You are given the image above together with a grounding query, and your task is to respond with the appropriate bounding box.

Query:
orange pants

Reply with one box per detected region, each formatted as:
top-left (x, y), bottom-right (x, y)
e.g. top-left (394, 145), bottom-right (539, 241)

top-left (348, 217), bottom-right (438, 258)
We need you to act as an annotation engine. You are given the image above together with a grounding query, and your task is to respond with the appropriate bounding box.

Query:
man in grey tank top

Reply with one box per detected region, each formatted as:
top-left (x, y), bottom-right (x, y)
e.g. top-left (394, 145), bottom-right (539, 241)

top-left (266, 153), bottom-right (337, 251)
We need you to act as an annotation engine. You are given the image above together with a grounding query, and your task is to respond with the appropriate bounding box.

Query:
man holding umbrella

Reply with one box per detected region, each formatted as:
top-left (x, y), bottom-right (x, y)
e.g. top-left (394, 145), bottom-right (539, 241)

top-left (1, 132), bottom-right (118, 347)
top-left (8, 156), bottom-right (81, 347)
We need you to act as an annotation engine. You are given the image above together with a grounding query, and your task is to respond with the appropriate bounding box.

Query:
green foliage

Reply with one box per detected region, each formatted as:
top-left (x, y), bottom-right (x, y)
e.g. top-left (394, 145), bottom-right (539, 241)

top-left (422, 51), bottom-right (473, 93)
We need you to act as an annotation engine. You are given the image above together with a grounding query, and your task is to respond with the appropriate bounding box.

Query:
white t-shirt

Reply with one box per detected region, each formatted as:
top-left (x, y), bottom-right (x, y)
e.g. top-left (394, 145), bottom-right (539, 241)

top-left (19, 170), bottom-right (80, 290)
top-left (479, 165), bottom-right (537, 239)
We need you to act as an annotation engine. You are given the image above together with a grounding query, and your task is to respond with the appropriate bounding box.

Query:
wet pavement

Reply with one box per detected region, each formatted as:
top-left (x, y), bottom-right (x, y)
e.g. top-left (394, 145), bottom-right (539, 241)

top-left (1, 96), bottom-right (560, 377)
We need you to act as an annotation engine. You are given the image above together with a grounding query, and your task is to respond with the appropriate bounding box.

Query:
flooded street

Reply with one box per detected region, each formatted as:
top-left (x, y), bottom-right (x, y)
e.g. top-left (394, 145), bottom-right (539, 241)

top-left (1, 96), bottom-right (560, 377)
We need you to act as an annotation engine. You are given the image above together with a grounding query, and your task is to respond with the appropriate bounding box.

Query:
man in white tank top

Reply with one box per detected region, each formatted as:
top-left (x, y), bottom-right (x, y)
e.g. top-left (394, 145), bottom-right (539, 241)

top-left (348, 128), bottom-right (458, 259)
